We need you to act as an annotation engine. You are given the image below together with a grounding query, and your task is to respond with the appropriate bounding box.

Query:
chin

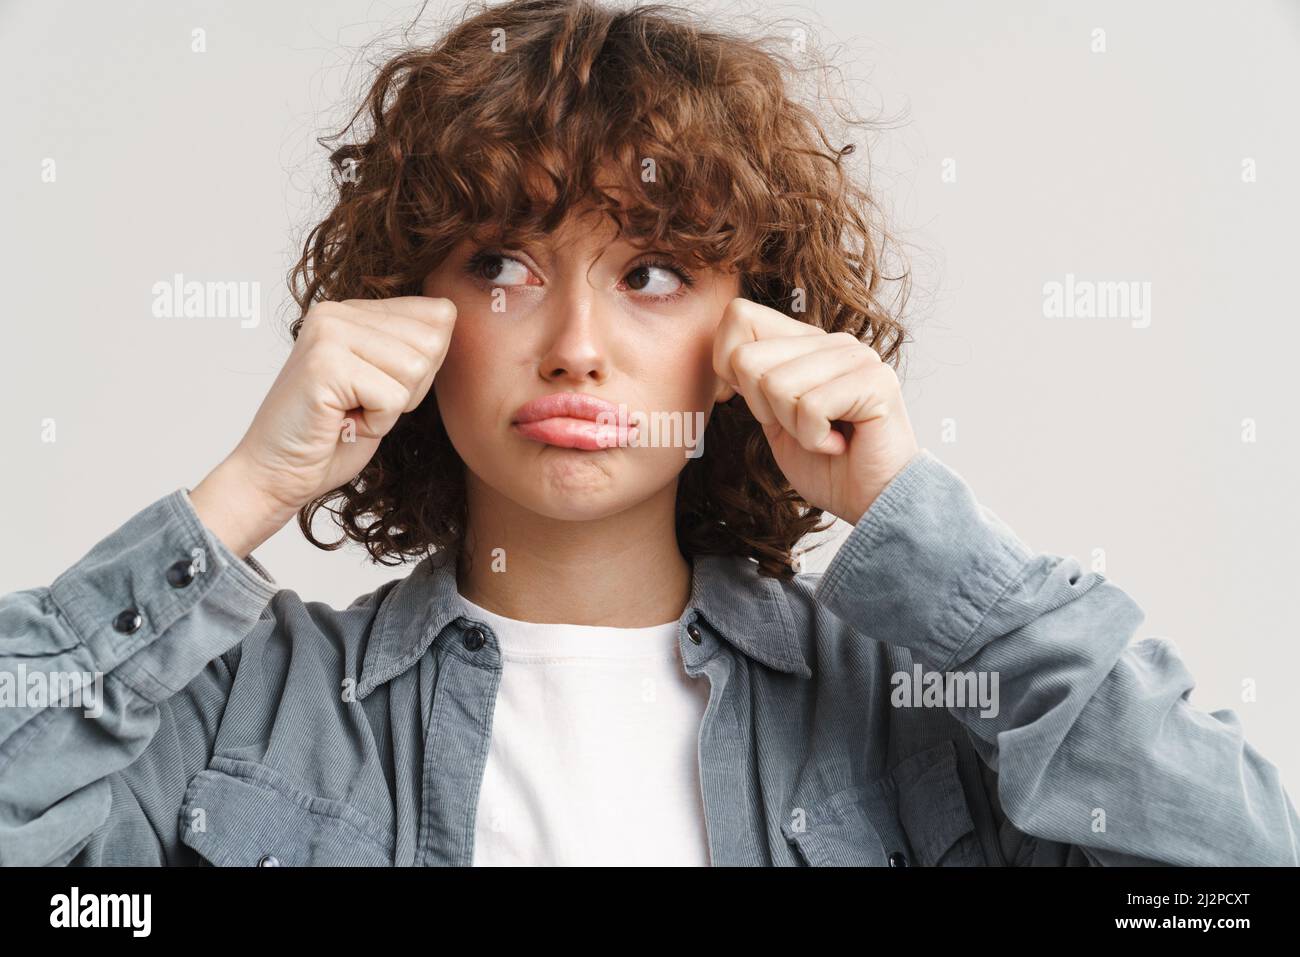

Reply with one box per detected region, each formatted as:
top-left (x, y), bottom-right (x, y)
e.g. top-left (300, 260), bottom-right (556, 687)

top-left (505, 457), bottom-right (639, 520)
top-left (515, 487), bottom-right (636, 523)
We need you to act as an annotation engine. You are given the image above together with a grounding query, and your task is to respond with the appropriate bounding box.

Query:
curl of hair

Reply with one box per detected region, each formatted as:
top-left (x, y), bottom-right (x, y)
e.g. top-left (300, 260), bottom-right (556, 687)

top-left (289, 0), bottom-right (912, 579)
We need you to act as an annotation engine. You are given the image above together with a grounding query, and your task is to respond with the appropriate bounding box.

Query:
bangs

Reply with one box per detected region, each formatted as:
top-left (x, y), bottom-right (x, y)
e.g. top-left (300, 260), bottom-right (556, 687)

top-left (423, 109), bottom-right (746, 273)
top-left (457, 153), bottom-right (730, 271)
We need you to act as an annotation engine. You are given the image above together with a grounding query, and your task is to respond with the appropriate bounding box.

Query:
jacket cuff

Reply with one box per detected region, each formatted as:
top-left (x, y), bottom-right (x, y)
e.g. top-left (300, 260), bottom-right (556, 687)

top-left (813, 449), bottom-right (1033, 671)
top-left (47, 489), bottom-right (279, 700)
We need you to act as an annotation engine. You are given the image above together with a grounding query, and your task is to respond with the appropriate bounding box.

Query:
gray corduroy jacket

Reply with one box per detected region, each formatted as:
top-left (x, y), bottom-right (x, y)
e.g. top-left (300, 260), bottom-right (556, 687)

top-left (1, 449), bottom-right (1296, 866)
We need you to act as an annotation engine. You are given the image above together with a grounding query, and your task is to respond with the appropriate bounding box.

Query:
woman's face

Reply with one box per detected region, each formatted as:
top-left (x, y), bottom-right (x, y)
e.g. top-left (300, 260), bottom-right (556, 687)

top-left (421, 208), bottom-right (741, 522)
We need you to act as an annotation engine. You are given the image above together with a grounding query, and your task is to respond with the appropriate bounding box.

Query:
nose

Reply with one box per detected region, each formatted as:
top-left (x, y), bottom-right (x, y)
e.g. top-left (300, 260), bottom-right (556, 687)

top-left (536, 279), bottom-right (610, 386)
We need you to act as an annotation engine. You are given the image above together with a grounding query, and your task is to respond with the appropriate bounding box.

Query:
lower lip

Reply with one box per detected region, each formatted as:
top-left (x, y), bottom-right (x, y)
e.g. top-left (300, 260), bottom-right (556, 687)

top-left (513, 416), bottom-right (637, 451)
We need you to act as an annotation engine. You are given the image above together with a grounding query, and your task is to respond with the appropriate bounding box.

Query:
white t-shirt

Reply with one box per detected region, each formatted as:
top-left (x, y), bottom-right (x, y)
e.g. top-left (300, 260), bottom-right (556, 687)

top-left (460, 593), bottom-right (713, 866)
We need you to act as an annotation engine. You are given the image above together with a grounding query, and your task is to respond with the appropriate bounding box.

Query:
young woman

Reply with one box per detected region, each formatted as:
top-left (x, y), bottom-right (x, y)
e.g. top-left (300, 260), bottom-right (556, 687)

top-left (1, 0), bottom-right (1296, 867)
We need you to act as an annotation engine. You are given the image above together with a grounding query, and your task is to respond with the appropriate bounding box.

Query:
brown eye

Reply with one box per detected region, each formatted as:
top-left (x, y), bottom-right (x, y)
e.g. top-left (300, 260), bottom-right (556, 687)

top-left (622, 262), bottom-right (685, 296)
top-left (467, 251), bottom-right (531, 286)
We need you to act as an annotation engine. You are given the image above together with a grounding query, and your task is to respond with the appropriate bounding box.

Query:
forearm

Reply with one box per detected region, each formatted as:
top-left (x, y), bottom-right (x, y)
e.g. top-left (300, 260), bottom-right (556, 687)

top-left (814, 449), bottom-right (1300, 866)
top-left (0, 489), bottom-right (278, 865)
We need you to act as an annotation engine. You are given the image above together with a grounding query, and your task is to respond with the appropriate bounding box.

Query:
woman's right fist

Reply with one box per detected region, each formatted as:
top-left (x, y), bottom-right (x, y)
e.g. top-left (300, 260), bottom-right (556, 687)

top-left (190, 296), bottom-right (456, 557)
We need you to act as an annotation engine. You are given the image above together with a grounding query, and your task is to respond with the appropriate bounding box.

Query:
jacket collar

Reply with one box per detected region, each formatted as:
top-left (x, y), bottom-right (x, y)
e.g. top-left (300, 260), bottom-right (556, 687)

top-left (356, 549), bottom-right (811, 699)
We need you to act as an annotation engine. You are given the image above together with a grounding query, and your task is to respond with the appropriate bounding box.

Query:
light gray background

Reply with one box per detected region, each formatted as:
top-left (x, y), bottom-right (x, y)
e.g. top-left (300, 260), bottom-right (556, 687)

top-left (4, 1), bottom-right (1299, 800)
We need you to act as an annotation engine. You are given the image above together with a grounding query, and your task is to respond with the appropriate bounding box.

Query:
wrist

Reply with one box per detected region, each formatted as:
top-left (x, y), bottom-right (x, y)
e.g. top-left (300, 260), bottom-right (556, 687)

top-left (189, 457), bottom-right (296, 559)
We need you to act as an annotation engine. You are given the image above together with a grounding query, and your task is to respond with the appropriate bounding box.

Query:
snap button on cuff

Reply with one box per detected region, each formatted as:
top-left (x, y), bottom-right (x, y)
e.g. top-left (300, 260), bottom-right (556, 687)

top-left (166, 558), bottom-right (196, 588)
top-left (112, 609), bottom-right (142, 634)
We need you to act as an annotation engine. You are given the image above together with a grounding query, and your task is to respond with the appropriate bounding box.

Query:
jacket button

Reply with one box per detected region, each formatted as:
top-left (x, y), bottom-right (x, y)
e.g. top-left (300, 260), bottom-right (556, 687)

top-left (463, 627), bottom-right (485, 652)
top-left (257, 854), bottom-right (281, 867)
top-left (166, 558), bottom-right (196, 588)
top-left (686, 623), bottom-right (703, 645)
top-left (889, 850), bottom-right (908, 867)
top-left (112, 609), bottom-right (142, 634)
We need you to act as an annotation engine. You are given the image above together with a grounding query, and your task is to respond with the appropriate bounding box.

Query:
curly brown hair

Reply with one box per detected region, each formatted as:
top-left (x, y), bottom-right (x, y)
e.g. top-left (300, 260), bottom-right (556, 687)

top-left (288, 0), bottom-right (911, 579)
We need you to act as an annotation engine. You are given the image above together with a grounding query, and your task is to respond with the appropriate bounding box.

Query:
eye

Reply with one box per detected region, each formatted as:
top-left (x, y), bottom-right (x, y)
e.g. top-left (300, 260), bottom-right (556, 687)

top-left (620, 257), bottom-right (695, 299)
top-left (466, 250), bottom-right (535, 287)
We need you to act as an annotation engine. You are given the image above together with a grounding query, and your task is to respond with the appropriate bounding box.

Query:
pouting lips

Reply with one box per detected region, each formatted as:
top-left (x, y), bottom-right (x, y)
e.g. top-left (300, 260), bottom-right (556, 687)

top-left (511, 392), bottom-right (637, 451)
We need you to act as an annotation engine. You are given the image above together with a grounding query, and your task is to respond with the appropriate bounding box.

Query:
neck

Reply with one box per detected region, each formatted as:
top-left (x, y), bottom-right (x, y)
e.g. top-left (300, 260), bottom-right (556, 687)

top-left (455, 473), bottom-right (692, 627)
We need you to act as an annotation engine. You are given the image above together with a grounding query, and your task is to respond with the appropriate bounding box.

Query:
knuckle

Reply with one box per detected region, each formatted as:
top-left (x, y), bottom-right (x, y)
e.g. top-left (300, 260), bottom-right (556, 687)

top-left (731, 341), bottom-right (761, 373)
top-left (723, 296), bottom-right (752, 324)
top-left (801, 393), bottom-right (829, 421)
top-left (416, 326), bottom-right (446, 355)
top-left (400, 355), bottom-right (428, 383)
top-left (423, 297), bottom-right (457, 323)
top-left (309, 300), bottom-right (343, 318)
top-left (298, 310), bottom-right (327, 340)
top-left (309, 310), bottom-right (345, 340)
top-left (762, 368), bottom-right (792, 395)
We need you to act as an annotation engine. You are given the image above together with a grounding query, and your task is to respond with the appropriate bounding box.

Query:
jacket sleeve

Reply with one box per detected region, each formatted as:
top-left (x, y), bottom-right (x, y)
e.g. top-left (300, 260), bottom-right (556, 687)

top-left (813, 448), bottom-right (1300, 866)
top-left (0, 489), bottom-right (279, 866)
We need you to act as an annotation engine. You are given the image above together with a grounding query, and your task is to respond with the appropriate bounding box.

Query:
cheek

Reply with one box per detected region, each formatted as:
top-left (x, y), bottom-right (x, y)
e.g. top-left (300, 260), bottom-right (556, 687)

top-left (667, 326), bottom-right (722, 409)
top-left (432, 320), bottom-right (495, 432)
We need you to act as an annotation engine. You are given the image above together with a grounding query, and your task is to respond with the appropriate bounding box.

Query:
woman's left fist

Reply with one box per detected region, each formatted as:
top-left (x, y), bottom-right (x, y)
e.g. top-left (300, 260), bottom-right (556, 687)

top-left (712, 297), bottom-right (919, 526)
